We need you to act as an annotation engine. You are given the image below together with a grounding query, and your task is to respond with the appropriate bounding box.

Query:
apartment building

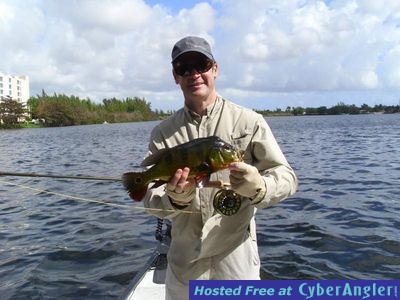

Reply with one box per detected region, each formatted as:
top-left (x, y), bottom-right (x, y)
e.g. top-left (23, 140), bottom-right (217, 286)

top-left (0, 72), bottom-right (30, 105)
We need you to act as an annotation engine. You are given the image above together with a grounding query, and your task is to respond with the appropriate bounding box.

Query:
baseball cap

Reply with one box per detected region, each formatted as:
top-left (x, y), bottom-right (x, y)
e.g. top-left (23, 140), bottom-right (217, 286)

top-left (171, 36), bottom-right (215, 63)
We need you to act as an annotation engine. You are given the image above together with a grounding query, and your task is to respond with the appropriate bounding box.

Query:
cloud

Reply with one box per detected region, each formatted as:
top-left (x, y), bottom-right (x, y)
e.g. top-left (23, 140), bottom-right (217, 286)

top-left (45, 0), bottom-right (154, 34)
top-left (1, 0), bottom-right (399, 110)
top-left (215, 0), bottom-right (400, 93)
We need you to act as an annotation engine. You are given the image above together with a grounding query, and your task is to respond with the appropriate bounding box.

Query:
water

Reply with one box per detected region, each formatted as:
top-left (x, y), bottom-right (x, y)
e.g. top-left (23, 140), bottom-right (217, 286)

top-left (0, 114), bottom-right (399, 298)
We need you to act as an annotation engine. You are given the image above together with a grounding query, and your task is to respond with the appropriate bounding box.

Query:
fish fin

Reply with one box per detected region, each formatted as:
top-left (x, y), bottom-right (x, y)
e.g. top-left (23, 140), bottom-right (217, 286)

top-left (122, 172), bottom-right (148, 201)
top-left (150, 180), bottom-right (167, 190)
top-left (140, 149), bottom-right (169, 167)
top-left (195, 174), bottom-right (210, 188)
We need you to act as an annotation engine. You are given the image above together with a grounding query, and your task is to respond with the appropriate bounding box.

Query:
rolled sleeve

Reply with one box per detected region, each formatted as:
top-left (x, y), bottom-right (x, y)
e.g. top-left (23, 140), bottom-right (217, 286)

top-left (250, 116), bottom-right (298, 208)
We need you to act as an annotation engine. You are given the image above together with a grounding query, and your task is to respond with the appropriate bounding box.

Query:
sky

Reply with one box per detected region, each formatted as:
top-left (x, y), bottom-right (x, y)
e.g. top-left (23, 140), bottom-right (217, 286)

top-left (1, 0), bottom-right (400, 111)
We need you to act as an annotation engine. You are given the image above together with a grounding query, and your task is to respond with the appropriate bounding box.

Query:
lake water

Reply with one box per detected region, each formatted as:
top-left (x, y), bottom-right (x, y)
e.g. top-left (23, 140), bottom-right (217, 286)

top-left (0, 114), bottom-right (399, 299)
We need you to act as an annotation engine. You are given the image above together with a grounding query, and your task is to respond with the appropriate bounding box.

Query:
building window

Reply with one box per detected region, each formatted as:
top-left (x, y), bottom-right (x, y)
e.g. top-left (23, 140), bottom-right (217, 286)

top-left (0, 83), bottom-right (2, 88)
top-left (0, 89), bottom-right (3, 94)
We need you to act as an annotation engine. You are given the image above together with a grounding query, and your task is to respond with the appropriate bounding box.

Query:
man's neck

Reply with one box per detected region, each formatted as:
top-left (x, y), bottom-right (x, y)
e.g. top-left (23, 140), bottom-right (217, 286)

top-left (185, 92), bottom-right (217, 116)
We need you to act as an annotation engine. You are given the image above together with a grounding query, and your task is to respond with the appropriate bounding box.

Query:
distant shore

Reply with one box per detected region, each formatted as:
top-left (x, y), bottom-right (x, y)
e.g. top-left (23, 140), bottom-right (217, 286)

top-left (1, 96), bottom-right (399, 130)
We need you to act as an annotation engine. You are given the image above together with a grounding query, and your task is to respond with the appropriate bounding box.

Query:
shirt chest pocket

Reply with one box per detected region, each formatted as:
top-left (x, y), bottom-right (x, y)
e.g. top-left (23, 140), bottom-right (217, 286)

top-left (231, 129), bottom-right (253, 163)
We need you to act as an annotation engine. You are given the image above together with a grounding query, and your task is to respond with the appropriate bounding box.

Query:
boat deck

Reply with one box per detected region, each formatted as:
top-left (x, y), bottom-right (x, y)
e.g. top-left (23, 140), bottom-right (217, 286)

top-left (120, 220), bottom-right (170, 300)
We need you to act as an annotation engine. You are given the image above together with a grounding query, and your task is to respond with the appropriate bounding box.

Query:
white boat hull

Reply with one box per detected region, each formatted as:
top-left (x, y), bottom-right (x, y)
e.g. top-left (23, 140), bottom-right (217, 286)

top-left (120, 220), bottom-right (170, 300)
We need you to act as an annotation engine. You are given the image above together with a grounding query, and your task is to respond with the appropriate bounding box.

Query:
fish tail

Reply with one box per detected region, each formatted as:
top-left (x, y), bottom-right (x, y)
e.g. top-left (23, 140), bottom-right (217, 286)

top-left (122, 172), bottom-right (148, 201)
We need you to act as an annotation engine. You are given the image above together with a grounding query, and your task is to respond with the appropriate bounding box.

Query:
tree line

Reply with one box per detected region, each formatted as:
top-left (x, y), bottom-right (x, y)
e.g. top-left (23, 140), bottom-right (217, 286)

top-left (256, 102), bottom-right (400, 116)
top-left (27, 91), bottom-right (157, 127)
top-left (0, 92), bottom-right (160, 128)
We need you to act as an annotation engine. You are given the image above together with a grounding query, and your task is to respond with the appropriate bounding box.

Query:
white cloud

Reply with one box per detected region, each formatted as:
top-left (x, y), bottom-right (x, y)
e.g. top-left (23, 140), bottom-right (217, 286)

top-left (46, 0), bottom-right (153, 33)
top-left (215, 0), bottom-right (400, 98)
top-left (0, 1), bottom-right (15, 26)
top-left (1, 0), bottom-right (399, 110)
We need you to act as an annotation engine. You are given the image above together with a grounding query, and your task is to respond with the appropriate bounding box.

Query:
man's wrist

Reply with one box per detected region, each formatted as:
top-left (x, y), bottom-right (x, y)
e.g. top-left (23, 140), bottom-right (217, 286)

top-left (168, 196), bottom-right (192, 209)
top-left (249, 179), bottom-right (267, 204)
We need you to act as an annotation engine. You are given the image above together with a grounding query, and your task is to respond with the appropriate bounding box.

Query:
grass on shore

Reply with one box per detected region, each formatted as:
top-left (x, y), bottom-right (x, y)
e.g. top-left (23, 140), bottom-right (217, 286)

top-left (0, 123), bottom-right (43, 129)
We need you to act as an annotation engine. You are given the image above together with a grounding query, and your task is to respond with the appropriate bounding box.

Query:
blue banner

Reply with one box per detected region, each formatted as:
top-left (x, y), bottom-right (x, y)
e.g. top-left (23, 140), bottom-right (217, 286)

top-left (189, 280), bottom-right (399, 300)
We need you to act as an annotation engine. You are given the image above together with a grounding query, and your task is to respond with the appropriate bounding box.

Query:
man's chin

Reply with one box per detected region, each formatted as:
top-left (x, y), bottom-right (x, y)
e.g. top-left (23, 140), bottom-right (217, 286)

top-left (187, 87), bottom-right (206, 97)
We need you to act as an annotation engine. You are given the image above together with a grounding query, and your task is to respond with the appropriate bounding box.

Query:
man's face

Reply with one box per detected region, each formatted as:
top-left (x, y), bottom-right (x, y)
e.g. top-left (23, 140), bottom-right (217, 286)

top-left (172, 52), bottom-right (218, 100)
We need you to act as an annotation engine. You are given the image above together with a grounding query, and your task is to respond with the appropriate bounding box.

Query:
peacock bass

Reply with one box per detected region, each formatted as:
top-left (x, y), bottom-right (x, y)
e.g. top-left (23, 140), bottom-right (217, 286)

top-left (122, 136), bottom-right (242, 201)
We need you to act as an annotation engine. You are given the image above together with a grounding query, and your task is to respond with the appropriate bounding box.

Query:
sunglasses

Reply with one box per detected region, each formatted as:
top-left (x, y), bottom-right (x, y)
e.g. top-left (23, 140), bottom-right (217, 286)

top-left (173, 58), bottom-right (214, 76)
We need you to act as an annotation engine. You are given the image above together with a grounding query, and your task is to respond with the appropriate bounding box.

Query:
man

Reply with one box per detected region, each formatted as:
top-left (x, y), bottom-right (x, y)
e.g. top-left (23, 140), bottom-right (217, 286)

top-left (143, 36), bottom-right (297, 300)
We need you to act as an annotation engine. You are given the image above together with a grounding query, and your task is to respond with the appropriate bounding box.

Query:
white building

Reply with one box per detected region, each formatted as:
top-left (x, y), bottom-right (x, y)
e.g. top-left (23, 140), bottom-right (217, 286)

top-left (0, 72), bottom-right (30, 105)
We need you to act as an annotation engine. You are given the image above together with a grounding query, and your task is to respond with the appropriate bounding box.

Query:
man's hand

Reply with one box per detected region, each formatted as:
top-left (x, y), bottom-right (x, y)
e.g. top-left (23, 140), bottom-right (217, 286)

top-left (166, 167), bottom-right (196, 206)
top-left (229, 162), bottom-right (265, 198)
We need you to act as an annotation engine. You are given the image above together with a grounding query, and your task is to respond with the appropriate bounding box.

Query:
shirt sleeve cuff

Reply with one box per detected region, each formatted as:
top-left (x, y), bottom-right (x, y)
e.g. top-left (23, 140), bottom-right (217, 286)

top-left (250, 177), bottom-right (268, 204)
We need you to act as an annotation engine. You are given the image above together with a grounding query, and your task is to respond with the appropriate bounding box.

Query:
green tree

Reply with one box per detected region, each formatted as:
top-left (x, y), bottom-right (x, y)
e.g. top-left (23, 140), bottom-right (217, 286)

top-left (0, 96), bottom-right (27, 127)
top-left (37, 100), bottom-right (75, 126)
top-left (292, 106), bottom-right (304, 116)
top-left (360, 103), bottom-right (371, 113)
top-left (317, 106), bottom-right (328, 115)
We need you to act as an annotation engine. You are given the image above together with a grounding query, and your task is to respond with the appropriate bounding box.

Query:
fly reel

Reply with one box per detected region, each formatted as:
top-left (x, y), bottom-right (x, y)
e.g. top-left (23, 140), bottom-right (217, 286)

top-left (213, 189), bottom-right (241, 216)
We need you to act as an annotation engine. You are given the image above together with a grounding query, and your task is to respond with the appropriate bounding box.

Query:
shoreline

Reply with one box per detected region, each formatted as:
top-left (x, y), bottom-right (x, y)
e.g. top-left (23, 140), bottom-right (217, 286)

top-left (1, 112), bottom-right (399, 130)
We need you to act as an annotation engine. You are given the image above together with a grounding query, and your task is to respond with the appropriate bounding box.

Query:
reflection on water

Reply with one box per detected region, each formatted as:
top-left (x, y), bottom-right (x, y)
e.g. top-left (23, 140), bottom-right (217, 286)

top-left (0, 115), bottom-right (399, 298)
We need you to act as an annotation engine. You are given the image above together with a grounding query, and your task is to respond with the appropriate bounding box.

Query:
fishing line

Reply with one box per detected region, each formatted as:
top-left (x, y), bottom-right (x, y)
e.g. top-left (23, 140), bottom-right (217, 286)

top-left (0, 179), bottom-right (199, 214)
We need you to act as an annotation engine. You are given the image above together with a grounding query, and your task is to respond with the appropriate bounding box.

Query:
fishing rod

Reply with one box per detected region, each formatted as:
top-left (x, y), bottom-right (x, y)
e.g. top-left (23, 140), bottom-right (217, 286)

top-left (1, 171), bottom-right (242, 215)
top-left (0, 171), bottom-right (233, 186)
top-left (0, 171), bottom-right (122, 182)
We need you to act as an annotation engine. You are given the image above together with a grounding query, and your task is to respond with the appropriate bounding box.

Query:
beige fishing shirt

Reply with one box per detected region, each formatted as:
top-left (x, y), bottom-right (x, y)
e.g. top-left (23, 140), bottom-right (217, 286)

top-left (143, 96), bottom-right (297, 284)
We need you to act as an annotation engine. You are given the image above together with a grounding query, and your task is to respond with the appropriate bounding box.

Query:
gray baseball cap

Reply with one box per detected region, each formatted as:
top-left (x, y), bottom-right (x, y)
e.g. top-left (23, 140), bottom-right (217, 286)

top-left (171, 36), bottom-right (215, 63)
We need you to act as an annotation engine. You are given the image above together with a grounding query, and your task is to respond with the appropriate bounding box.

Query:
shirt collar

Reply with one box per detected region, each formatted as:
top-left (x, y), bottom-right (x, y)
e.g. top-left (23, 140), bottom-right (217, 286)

top-left (184, 95), bottom-right (223, 122)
